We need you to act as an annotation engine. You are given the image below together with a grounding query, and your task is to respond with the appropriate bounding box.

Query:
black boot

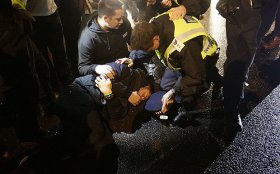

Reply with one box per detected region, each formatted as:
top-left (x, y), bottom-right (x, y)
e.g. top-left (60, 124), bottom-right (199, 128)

top-left (212, 75), bottom-right (224, 100)
top-left (172, 106), bottom-right (192, 127)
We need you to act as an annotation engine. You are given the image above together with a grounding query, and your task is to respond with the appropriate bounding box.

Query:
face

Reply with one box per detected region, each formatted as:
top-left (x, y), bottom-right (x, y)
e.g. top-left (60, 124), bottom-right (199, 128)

top-left (148, 35), bottom-right (160, 51)
top-left (138, 85), bottom-right (151, 101)
top-left (105, 9), bottom-right (124, 29)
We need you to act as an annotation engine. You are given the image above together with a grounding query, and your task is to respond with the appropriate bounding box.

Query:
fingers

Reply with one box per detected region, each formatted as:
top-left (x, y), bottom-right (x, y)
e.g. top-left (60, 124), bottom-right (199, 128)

top-left (116, 58), bottom-right (134, 67)
top-left (104, 66), bottom-right (115, 79)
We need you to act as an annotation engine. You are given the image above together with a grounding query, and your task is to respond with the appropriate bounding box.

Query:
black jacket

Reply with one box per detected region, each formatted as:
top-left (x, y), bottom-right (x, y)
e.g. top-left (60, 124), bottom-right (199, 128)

top-left (151, 14), bottom-right (212, 100)
top-left (78, 11), bottom-right (132, 75)
top-left (74, 63), bottom-right (148, 122)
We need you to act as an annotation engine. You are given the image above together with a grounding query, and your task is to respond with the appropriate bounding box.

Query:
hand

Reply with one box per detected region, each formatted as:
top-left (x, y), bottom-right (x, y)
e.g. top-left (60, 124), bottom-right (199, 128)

top-left (128, 91), bottom-right (141, 106)
top-left (161, 0), bottom-right (172, 8)
top-left (115, 58), bottom-right (134, 67)
top-left (161, 89), bottom-right (175, 113)
top-left (95, 75), bottom-right (112, 95)
top-left (82, 0), bottom-right (92, 13)
top-left (168, 5), bottom-right (187, 20)
top-left (95, 65), bottom-right (115, 79)
top-left (146, 0), bottom-right (157, 6)
top-left (138, 86), bottom-right (151, 101)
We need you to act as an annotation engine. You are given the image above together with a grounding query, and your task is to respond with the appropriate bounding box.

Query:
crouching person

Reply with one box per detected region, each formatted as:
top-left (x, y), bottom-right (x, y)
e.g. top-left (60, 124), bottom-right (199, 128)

top-left (130, 12), bottom-right (223, 127)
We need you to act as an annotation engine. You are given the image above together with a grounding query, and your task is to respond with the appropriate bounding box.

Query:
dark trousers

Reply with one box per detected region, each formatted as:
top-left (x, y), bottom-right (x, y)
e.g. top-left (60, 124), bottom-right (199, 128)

top-left (28, 85), bottom-right (118, 174)
top-left (57, 0), bottom-right (82, 77)
top-left (31, 11), bottom-right (73, 89)
top-left (223, 1), bottom-right (260, 125)
top-left (257, 0), bottom-right (280, 44)
top-left (0, 52), bottom-right (39, 142)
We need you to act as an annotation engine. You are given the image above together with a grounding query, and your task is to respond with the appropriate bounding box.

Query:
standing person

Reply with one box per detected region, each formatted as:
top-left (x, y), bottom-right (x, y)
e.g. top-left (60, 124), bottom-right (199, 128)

top-left (130, 12), bottom-right (223, 125)
top-left (261, 0), bottom-right (280, 49)
top-left (78, 0), bottom-right (132, 77)
top-left (216, 0), bottom-right (261, 142)
top-left (26, 0), bottom-right (73, 90)
top-left (146, 0), bottom-right (211, 19)
top-left (257, 0), bottom-right (280, 46)
top-left (0, 0), bottom-right (40, 142)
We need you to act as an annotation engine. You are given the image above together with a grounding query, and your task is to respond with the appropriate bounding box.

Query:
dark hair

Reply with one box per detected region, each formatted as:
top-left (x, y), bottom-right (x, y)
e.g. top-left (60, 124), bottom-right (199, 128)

top-left (130, 21), bottom-right (158, 51)
top-left (98, 0), bottom-right (123, 18)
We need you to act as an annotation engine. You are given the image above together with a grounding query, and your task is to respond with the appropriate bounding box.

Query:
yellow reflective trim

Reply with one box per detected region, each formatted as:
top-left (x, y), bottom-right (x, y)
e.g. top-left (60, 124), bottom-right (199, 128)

top-left (172, 0), bottom-right (180, 6)
top-left (153, 13), bottom-right (218, 70)
top-left (12, 0), bottom-right (26, 10)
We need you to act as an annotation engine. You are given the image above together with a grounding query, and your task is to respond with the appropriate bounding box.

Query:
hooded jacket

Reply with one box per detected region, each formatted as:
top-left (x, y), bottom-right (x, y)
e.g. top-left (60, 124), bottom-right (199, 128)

top-left (78, 11), bottom-right (132, 75)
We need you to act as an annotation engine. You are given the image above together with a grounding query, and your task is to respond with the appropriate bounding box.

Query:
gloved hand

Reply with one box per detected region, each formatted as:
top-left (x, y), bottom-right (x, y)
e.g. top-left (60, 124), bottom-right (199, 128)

top-left (216, 0), bottom-right (240, 22)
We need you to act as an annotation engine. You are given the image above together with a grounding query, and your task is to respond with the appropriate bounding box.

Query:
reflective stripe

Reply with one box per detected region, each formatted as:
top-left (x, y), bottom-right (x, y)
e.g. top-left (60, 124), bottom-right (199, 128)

top-left (153, 13), bottom-right (218, 70)
top-left (176, 27), bottom-right (206, 42)
top-left (166, 27), bottom-right (206, 59)
top-left (172, 0), bottom-right (180, 5)
top-left (12, 0), bottom-right (26, 10)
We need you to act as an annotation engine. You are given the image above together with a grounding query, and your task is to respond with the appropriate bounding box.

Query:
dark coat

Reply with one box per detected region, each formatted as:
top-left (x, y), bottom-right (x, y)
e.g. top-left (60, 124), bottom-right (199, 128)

top-left (78, 11), bottom-right (132, 75)
top-left (151, 13), bottom-right (217, 101)
top-left (74, 63), bottom-right (148, 122)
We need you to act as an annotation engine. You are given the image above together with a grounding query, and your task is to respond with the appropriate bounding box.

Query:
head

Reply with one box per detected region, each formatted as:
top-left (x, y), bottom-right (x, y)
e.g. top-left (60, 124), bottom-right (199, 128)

top-left (98, 0), bottom-right (124, 29)
top-left (130, 21), bottom-right (159, 51)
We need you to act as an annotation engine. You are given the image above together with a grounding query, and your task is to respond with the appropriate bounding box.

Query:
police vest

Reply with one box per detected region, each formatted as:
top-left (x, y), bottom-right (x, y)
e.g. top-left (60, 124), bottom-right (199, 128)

top-left (172, 0), bottom-right (180, 6)
top-left (12, 0), bottom-right (26, 10)
top-left (154, 13), bottom-right (218, 70)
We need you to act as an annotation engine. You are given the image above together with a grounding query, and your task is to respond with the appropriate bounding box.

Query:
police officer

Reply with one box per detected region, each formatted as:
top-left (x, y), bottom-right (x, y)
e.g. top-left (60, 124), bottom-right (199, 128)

top-left (130, 12), bottom-right (222, 125)
top-left (216, 0), bottom-right (261, 142)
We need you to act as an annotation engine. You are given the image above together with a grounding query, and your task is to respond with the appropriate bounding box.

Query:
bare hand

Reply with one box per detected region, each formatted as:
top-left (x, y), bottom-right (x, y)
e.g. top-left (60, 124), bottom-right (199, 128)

top-left (95, 65), bottom-right (115, 79)
top-left (95, 75), bottom-right (112, 95)
top-left (128, 91), bottom-right (141, 106)
top-left (115, 58), bottom-right (134, 67)
top-left (168, 5), bottom-right (187, 20)
top-left (161, 0), bottom-right (172, 8)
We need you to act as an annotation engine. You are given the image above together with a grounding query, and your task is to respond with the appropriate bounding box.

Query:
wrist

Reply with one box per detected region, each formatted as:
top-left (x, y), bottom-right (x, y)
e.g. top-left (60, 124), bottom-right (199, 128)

top-left (104, 92), bottom-right (114, 100)
top-left (102, 89), bottom-right (112, 96)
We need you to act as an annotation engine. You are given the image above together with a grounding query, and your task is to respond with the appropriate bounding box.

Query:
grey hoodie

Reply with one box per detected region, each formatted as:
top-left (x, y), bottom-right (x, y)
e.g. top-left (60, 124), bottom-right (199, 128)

top-left (78, 11), bottom-right (132, 75)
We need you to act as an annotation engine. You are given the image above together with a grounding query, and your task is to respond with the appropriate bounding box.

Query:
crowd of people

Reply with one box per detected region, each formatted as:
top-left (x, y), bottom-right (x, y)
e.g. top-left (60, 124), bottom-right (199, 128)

top-left (0, 0), bottom-right (279, 173)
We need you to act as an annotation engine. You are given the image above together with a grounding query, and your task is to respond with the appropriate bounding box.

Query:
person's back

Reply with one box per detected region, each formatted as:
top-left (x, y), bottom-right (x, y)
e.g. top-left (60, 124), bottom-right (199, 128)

top-left (130, 13), bottom-right (223, 125)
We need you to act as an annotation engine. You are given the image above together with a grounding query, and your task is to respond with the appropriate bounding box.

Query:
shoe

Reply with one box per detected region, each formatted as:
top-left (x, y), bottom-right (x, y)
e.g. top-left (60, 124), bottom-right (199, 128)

top-left (262, 36), bottom-right (280, 49)
top-left (211, 74), bottom-right (224, 100)
top-left (172, 107), bottom-right (192, 127)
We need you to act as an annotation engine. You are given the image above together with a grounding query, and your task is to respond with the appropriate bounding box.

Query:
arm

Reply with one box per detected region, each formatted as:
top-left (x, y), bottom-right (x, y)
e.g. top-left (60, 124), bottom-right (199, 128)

top-left (78, 34), bottom-right (115, 78)
top-left (168, 0), bottom-right (202, 20)
top-left (175, 37), bottom-right (209, 98)
top-left (78, 33), bottom-right (98, 75)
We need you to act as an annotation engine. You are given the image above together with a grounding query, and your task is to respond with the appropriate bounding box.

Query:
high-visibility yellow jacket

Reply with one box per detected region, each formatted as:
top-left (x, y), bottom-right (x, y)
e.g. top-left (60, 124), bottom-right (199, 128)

top-left (12, 0), bottom-right (26, 10)
top-left (153, 12), bottom-right (218, 70)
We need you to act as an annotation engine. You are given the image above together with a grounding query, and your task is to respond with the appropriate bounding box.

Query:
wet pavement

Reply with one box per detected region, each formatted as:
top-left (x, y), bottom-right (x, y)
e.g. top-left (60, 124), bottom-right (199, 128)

top-left (115, 1), bottom-right (280, 173)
